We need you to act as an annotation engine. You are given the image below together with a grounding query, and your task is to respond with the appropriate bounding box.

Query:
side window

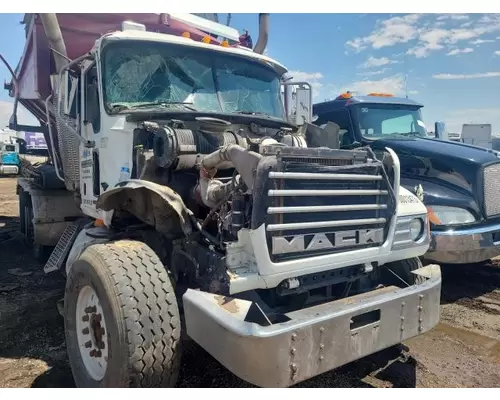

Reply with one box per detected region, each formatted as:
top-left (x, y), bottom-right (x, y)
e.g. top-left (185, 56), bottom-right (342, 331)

top-left (382, 114), bottom-right (413, 134)
top-left (317, 110), bottom-right (352, 131)
top-left (65, 70), bottom-right (81, 119)
top-left (323, 109), bottom-right (354, 147)
top-left (84, 65), bottom-right (101, 134)
top-left (329, 110), bottom-right (352, 132)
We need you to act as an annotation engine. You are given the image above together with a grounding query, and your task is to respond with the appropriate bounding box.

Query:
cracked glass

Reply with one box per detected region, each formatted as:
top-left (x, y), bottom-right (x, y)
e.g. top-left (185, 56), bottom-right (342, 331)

top-left (101, 40), bottom-right (285, 119)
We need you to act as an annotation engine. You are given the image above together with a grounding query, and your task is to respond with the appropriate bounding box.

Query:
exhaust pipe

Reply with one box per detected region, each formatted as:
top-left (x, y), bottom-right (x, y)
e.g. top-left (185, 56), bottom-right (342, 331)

top-left (253, 13), bottom-right (269, 54)
top-left (39, 13), bottom-right (68, 73)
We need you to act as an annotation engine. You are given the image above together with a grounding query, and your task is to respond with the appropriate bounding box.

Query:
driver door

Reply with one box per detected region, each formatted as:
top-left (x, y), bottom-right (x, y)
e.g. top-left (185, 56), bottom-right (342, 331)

top-left (79, 63), bottom-right (101, 218)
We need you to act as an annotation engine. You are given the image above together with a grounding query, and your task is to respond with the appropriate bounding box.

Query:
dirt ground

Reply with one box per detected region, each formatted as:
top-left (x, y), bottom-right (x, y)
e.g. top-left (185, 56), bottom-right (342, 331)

top-left (0, 173), bottom-right (499, 388)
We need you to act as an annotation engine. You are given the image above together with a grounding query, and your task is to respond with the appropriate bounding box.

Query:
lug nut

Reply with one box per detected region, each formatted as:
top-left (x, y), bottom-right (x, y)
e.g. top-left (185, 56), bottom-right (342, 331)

top-left (85, 341), bottom-right (92, 348)
top-left (99, 342), bottom-right (105, 349)
top-left (82, 327), bottom-right (89, 334)
top-left (85, 306), bottom-right (97, 313)
top-left (82, 315), bottom-right (89, 322)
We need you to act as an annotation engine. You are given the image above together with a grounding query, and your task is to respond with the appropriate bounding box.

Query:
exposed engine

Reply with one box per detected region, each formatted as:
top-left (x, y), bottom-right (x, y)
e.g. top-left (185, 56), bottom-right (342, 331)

top-left (132, 117), bottom-right (310, 241)
top-left (131, 117), bottom-right (396, 298)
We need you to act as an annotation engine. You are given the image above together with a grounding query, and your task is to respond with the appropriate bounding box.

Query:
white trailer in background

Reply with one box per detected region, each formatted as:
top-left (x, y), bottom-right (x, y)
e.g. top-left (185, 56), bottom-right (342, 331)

top-left (461, 124), bottom-right (492, 149)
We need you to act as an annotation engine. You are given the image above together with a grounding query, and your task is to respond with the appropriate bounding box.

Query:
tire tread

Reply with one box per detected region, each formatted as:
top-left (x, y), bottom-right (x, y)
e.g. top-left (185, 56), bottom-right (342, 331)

top-left (88, 240), bottom-right (181, 387)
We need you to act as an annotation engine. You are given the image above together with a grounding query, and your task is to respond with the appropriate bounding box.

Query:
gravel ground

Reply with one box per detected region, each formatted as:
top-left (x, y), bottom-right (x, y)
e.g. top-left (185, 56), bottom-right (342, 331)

top-left (0, 174), bottom-right (499, 388)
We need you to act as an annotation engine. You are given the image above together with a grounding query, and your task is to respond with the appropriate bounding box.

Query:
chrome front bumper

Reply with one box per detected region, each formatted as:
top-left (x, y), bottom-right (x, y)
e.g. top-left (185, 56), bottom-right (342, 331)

top-left (0, 164), bottom-right (19, 175)
top-left (183, 264), bottom-right (441, 388)
top-left (427, 223), bottom-right (500, 264)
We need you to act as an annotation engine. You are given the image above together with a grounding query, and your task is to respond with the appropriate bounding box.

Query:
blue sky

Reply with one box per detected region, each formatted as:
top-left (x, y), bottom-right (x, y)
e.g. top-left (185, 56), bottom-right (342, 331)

top-left (1, 13), bottom-right (499, 133)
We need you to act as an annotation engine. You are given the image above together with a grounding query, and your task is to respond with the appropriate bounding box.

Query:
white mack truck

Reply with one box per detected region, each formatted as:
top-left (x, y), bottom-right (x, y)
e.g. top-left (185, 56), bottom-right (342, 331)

top-left (2, 13), bottom-right (441, 388)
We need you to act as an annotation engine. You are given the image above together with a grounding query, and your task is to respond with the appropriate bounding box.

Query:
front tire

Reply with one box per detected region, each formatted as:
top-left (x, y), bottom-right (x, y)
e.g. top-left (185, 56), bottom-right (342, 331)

top-left (383, 257), bottom-right (427, 286)
top-left (64, 240), bottom-right (182, 387)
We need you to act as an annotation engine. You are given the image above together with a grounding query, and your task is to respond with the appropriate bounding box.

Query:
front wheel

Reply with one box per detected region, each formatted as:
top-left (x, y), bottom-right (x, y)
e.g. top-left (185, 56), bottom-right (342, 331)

top-left (64, 240), bottom-right (182, 387)
top-left (382, 257), bottom-right (427, 286)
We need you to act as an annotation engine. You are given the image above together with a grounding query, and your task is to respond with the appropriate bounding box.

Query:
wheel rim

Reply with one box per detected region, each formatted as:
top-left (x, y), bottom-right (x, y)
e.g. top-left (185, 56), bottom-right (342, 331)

top-left (76, 285), bottom-right (109, 381)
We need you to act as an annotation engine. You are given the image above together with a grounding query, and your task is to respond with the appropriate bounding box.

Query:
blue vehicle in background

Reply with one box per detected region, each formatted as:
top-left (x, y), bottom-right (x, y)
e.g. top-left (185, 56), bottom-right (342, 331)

top-left (0, 141), bottom-right (20, 175)
top-left (313, 92), bottom-right (500, 265)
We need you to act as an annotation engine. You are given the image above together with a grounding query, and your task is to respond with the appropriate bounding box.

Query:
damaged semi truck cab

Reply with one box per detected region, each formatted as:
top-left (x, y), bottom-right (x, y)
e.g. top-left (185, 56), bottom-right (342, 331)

top-left (313, 93), bottom-right (500, 265)
top-left (5, 14), bottom-right (440, 388)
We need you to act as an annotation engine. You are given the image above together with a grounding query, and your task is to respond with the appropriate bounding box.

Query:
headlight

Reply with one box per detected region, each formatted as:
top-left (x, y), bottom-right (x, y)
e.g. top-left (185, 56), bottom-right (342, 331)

top-left (427, 206), bottom-right (476, 225)
top-left (409, 218), bottom-right (424, 241)
top-left (392, 214), bottom-right (429, 251)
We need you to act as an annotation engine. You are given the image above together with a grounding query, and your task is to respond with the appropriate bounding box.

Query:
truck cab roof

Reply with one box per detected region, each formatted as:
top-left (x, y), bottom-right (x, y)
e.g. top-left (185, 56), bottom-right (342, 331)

top-left (313, 94), bottom-right (423, 114)
top-left (100, 29), bottom-right (287, 76)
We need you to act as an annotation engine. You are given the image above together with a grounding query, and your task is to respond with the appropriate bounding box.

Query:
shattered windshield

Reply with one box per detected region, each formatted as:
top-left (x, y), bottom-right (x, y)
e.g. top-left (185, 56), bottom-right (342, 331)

top-left (101, 40), bottom-right (285, 119)
top-left (352, 104), bottom-right (428, 139)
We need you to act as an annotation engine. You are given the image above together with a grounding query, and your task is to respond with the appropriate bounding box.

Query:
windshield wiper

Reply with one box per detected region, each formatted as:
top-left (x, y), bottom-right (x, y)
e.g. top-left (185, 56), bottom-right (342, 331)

top-left (399, 131), bottom-right (424, 137)
top-left (110, 101), bottom-right (197, 112)
top-left (233, 110), bottom-right (273, 117)
top-left (232, 110), bottom-right (288, 122)
top-left (132, 101), bottom-right (197, 111)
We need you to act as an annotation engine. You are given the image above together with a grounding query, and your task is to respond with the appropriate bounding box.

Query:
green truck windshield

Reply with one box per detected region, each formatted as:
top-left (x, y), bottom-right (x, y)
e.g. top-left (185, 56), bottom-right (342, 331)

top-left (352, 104), bottom-right (428, 139)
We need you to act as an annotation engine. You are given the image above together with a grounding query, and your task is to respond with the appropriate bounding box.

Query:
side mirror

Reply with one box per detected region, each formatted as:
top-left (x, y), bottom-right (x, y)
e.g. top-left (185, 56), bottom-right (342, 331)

top-left (281, 81), bottom-right (312, 126)
top-left (434, 121), bottom-right (448, 140)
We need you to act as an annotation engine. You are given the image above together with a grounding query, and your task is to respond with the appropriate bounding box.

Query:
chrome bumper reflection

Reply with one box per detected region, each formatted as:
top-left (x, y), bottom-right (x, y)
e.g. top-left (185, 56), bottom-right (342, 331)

top-left (183, 264), bottom-right (441, 388)
top-left (427, 223), bottom-right (500, 264)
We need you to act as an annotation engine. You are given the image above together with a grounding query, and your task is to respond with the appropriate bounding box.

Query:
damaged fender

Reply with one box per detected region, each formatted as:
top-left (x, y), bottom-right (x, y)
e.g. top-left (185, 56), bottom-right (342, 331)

top-left (96, 179), bottom-right (193, 238)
